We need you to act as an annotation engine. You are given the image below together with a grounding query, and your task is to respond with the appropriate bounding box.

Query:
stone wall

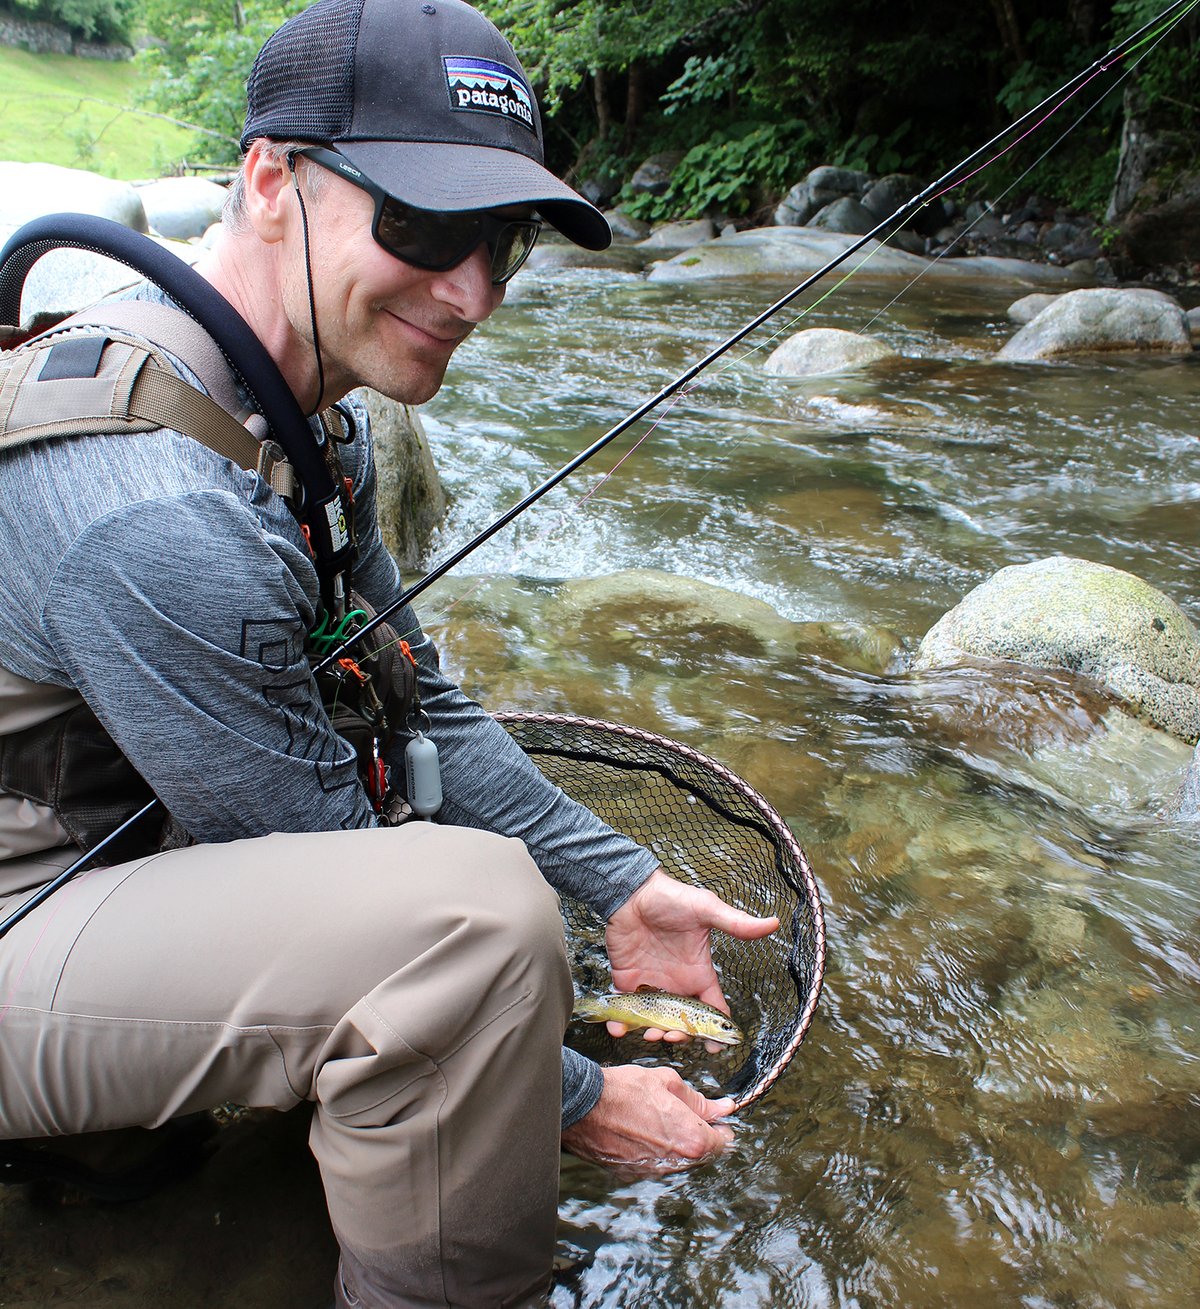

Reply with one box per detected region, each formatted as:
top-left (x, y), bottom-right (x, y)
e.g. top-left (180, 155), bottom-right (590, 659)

top-left (0, 13), bottom-right (131, 60)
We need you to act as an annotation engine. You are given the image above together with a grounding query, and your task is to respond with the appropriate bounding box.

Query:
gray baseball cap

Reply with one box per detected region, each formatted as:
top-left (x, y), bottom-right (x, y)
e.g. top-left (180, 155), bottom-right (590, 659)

top-left (241, 0), bottom-right (611, 250)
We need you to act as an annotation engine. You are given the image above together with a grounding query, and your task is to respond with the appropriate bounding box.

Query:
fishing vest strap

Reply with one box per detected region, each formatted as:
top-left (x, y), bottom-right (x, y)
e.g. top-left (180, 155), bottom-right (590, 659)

top-left (0, 310), bottom-right (297, 500)
top-left (0, 699), bottom-right (190, 862)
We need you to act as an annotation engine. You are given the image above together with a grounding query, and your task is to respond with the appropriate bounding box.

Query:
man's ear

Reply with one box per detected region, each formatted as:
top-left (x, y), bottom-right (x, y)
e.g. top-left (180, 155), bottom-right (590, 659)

top-left (242, 141), bottom-right (295, 244)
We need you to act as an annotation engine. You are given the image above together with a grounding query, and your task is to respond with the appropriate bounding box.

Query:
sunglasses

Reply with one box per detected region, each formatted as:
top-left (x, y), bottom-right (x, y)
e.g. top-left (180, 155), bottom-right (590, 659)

top-left (294, 146), bottom-right (541, 286)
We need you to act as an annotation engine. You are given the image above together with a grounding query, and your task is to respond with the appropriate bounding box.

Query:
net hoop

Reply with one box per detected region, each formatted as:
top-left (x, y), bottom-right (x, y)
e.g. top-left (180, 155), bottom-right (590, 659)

top-left (497, 711), bottom-right (826, 1108)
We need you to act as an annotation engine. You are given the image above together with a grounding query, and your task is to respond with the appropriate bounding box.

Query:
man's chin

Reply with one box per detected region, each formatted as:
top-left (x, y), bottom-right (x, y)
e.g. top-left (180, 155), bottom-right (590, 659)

top-left (358, 365), bottom-right (448, 408)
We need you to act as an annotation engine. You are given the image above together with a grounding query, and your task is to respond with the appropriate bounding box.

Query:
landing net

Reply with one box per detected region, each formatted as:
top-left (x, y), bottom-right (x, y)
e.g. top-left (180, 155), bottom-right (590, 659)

top-left (497, 713), bottom-right (825, 1108)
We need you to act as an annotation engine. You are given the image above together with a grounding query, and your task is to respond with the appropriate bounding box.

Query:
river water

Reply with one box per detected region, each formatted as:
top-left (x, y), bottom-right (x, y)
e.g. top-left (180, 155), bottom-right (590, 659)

top-left (3, 252), bottom-right (1198, 1309)
top-left (416, 254), bottom-right (1200, 1308)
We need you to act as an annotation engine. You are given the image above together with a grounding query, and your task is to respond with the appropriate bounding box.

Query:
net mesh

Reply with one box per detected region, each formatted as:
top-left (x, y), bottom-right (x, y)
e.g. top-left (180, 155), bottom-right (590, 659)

top-left (498, 713), bottom-right (825, 1108)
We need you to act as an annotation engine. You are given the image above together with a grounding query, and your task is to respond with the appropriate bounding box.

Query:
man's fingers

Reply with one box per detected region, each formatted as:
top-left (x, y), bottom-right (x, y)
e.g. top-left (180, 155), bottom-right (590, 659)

top-left (696, 1094), bottom-right (736, 1123)
top-left (717, 908), bottom-right (780, 940)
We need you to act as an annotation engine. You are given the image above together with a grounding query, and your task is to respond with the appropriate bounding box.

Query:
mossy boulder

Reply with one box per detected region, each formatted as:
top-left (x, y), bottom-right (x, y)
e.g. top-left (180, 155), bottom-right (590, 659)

top-left (349, 390), bottom-right (446, 572)
top-left (913, 556), bottom-right (1200, 743)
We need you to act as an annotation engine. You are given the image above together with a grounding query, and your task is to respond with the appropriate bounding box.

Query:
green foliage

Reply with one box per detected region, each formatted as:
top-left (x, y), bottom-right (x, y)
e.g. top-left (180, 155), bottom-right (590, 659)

top-left (55, 0), bottom-right (1192, 218)
top-left (2, 0), bottom-right (137, 41)
top-left (479, 0), bottom-right (734, 107)
top-left (1111, 0), bottom-right (1199, 130)
top-left (623, 120), bottom-right (817, 221)
top-left (660, 52), bottom-right (752, 116)
top-left (138, 1), bottom-right (302, 166)
top-left (831, 122), bottom-right (914, 176)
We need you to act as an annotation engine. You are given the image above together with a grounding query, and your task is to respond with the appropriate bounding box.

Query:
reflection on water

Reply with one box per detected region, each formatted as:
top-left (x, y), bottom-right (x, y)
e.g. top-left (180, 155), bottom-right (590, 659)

top-left (419, 265), bottom-right (1200, 1307)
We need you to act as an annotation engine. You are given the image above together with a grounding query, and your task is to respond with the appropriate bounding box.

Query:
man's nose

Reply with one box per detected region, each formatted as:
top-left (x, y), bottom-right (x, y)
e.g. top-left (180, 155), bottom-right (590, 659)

top-left (431, 242), bottom-right (503, 322)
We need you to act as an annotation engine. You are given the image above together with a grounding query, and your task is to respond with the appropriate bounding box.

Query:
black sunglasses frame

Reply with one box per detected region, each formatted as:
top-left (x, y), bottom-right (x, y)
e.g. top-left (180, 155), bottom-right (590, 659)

top-left (293, 146), bottom-right (541, 286)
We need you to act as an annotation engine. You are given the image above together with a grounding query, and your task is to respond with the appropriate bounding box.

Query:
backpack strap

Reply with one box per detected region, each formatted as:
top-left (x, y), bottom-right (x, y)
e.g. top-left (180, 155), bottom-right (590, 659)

top-left (63, 300), bottom-right (253, 424)
top-left (0, 304), bottom-right (296, 500)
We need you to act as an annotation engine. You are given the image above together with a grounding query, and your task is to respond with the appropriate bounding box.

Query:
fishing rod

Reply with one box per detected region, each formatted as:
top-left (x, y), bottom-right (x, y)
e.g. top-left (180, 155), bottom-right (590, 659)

top-left (0, 0), bottom-right (1193, 939)
top-left (312, 0), bottom-right (1198, 676)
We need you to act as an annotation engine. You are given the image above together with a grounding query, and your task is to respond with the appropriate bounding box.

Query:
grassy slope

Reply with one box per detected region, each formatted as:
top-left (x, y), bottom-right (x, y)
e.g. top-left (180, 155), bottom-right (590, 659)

top-left (0, 45), bottom-right (192, 180)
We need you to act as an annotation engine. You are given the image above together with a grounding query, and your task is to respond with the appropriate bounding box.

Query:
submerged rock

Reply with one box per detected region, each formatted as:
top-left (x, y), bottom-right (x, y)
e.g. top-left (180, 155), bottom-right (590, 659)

top-left (1176, 744), bottom-right (1200, 820)
top-left (763, 327), bottom-right (898, 377)
top-left (996, 287), bottom-right (1191, 361)
top-left (913, 556), bottom-right (1200, 743)
top-left (554, 568), bottom-right (798, 653)
top-left (647, 227), bottom-right (1088, 286)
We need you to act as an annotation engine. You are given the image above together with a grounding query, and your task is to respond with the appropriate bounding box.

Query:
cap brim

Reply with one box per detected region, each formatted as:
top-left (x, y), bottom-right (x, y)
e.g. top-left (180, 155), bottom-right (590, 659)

top-left (334, 141), bottom-right (611, 251)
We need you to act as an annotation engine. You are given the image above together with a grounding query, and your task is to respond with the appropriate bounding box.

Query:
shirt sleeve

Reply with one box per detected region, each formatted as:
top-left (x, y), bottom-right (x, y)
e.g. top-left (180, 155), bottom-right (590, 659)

top-left (562, 1047), bottom-right (603, 1128)
top-left (40, 488), bottom-right (376, 840)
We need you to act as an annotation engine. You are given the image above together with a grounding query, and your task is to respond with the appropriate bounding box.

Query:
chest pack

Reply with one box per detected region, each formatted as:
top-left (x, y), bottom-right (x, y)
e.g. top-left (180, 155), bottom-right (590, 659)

top-left (0, 213), bottom-right (421, 862)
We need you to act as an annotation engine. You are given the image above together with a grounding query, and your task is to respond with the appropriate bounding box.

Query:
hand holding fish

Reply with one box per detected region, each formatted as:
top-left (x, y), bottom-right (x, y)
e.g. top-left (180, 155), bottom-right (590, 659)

top-left (604, 867), bottom-right (779, 1046)
top-left (560, 1064), bottom-right (736, 1175)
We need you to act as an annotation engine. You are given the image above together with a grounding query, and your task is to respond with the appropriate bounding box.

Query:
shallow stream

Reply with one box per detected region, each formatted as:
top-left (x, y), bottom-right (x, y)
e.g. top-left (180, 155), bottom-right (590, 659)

top-left (2, 255), bottom-right (1198, 1309)
top-left (417, 258), bottom-right (1200, 1309)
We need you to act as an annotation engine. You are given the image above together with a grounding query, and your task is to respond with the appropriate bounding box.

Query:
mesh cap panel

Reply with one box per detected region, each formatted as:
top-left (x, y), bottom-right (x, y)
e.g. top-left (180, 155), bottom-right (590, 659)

top-left (242, 0), bottom-right (365, 148)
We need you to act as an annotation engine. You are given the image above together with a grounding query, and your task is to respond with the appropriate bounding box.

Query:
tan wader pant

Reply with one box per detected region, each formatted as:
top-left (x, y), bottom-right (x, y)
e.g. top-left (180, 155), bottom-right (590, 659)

top-left (0, 824), bottom-right (573, 1308)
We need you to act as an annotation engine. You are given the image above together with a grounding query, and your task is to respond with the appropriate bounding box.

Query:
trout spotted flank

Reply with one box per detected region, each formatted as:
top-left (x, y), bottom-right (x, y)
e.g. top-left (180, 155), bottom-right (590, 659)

top-left (573, 987), bottom-right (744, 1046)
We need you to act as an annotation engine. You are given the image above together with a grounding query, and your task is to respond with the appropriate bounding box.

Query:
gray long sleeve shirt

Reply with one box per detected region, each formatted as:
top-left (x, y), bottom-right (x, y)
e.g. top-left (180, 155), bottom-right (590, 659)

top-left (0, 300), bottom-right (657, 1124)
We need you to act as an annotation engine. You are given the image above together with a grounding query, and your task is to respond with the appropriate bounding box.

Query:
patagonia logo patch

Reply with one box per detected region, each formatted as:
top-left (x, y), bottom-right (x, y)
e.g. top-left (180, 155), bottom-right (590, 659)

top-left (443, 56), bottom-right (535, 133)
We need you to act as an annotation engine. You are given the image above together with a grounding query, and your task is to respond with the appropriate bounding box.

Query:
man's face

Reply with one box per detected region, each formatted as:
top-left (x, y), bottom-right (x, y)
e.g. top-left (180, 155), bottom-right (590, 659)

top-left (283, 162), bottom-right (508, 406)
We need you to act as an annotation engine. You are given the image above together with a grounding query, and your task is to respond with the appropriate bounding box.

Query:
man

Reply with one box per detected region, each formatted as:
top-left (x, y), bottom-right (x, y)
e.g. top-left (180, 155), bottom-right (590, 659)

top-left (0, 2), bottom-right (776, 1305)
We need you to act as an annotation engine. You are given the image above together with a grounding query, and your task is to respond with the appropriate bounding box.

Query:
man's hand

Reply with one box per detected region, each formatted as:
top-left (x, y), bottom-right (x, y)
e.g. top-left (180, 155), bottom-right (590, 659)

top-left (604, 867), bottom-right (779, 1044)
top-left (560, 1065), bottom-right (735, 1175)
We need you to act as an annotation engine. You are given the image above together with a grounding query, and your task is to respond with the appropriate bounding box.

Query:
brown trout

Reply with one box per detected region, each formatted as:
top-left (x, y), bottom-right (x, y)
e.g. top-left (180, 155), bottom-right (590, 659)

top-left (572, 987), bottom-right (744, 1047)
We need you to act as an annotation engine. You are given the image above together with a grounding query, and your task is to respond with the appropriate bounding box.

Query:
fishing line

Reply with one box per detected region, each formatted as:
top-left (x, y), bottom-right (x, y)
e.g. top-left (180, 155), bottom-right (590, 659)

top-left (721, 0), bottom-right (1199, 366)
top-left (4, 0), bottom-right (1193, 935)
top-left (313, 0), bottom-right (1199, 679)
top-left (364, 0), bottom-right (1200, 648)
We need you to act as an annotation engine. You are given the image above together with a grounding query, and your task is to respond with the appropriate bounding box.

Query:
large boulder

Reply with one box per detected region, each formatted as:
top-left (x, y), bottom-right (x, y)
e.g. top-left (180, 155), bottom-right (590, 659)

top-left (1120, 171), bottom-right (1200, 270)
top-left (637, 218), bottom-right (716, 250)
top-left (137, 177), bottom-right (229, 241)
top-left (763, 327), bottom-right (898, 377)
top-left (646, 226), bottom-right (1089, 287)
top-left (805, 166), bottom-right (871, 198)
top-left (913, 556), bottom-right (1200, 744)
top-left (10, 237), bottom-right (201, 333)
top-left (1006, 292), bottom-right (1059, 324)
top-left (603, 208), bottom-right (651, 241)
top-left (0, 161), bottom-right (147, 236)
top-left (808, 197), bottom-right (877, 236)
top-left (860, 173), bottom-right (922, 223)
top-left (773, 181), bottom-right (821, 228)
top-left (0, 161), bottom-right (160, 330)
top-left (628, 151), bottom-right (685, 197)
top-left (351, 390), bottom-right (446, 573)
top-left (773, 166), bottom-right (871, 228)
top-left (996, 287), bottom-right (1191, 361)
